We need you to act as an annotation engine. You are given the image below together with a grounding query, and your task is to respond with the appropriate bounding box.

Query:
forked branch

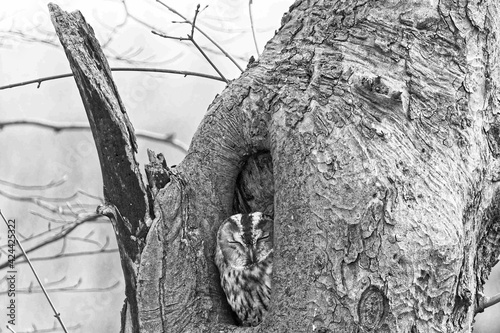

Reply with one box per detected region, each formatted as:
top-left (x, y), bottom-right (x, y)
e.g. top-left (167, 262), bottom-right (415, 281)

top-left (156, 0), bottom-right (244, 72)
top-left (153, 4), bottom-right (229, 83)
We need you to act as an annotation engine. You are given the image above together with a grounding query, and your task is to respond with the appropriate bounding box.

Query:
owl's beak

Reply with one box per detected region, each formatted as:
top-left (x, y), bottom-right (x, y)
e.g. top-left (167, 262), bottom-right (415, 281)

top-left (246, 248), bottom-right (256, 264)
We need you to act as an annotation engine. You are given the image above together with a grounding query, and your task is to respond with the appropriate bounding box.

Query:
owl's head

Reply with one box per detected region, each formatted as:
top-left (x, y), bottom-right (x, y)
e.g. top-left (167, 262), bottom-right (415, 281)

top-left (217, 212), bottom-right (273, 269)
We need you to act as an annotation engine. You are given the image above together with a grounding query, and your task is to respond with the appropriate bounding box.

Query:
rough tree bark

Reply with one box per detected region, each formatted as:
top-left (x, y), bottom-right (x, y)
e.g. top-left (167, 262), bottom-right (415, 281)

top-left (49, 0), bottom-right (500, 332)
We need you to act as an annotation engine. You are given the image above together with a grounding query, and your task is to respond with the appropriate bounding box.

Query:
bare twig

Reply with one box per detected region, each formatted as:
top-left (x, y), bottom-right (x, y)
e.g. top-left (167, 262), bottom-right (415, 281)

top-left (190, 38), bottom-right (228, 83)
top-left (153, 5), bottom-right (229, 83)
top-left (18, 247), bottom-right (119, 264)
top-left (66, 235), bottom-right (104, 247)
top-left (0, 176), bottom-right (67, 190)
top-left (0, 212), bottom-right (102, 271)
top-left (2, 17), bottom-right (174, 65)
top-left (154, 32), bottom-right (248, 62)
top-left (0, 67), bottom-right (224, 91)
top-left (0, 211), bottom-right (69, 333)
top-left (0, 119), bottom-right (189, 153)
top-left (0, 225), bottom-right (63, 250)
top-left (0, 188), bottom-right (101, 204)
top-left (0, 217), bottom-right (106, 251)
top-left (30, 212), bottom-right (70, 224)
top-left (248, 0), bottom-right (260, 57)
top-left (151, 31), bottom-right (190, 41)
top-left (106, 46), bottom-right (183, 65)
top-left (0, 188), bottom-right (100, 217)
top-left (8, 281), bottom-right (120, 294)
top-left (199, 20), bottom-right (273, 34)
top-left (108, 0), bottom-right (220, 65)
top-left (16, 323), bottom-right (81, 333)
top-left (76, 189), bottom-right (103, 202)
top-left (93, 1), bottom-right (128, 49)
top-left (2, 30), bottom-right (59, 47)
top-left (156, 0), bottom-right (244, 72)
top-left (30, 207), bottom-right (98, 223)
top-left (23, 275), bottom-right (67, 288)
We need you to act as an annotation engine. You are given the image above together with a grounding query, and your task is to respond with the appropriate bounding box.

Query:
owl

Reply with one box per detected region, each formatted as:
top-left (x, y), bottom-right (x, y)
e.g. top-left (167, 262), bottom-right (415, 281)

top-left (215, 212), bottom-right (273, 327)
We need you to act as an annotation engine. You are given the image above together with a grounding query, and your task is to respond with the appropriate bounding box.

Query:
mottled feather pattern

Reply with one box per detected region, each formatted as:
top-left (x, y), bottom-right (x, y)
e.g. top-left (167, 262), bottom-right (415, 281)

top-left (215, 212), bottom-right (273, 327)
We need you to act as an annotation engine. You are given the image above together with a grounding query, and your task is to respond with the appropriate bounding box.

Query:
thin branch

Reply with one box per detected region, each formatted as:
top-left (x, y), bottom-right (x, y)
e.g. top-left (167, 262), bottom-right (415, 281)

top-left (66, 235), bottom-right (103, 247)
top-left (156, 0), bottom-right (244, 72)
top-left (106, 46), bottom-right (184, 65)
top-left (0, 188), bottom-right (100, 217)
top-left (0, 217), bottom-right (106, 250)
top-left (16, 323), bottom-right (81, 333)
top-left (153, 5), bottom-right (229, 83)
top-left (190, 4), bottom-right (201, 39)
top-left (120, 0), bottom-right (165, 35)
top-left (0, 212), bottom-right (102, 271)
top-left (0, 225), bottom-right (65, 250)
top-left (18, 248), bottom-right (119, 264)
top-left (151, 31), bottom-right (190, 41)
top-left (0, 278), bottom-right (84, 295)
top-left (190, 38), bottom-right (228, 83)
top-left (199, 20), bottom-right (274, 34)
top-left (0, 188), bottom-right (84, 203)
top-left (65, 202), bottom-right (90, 216)
top-left (0, 176), bottom-right (67, 190)
top-left (102, 0), bottom-right (209, 65)
top-left (24, 275), bottom-right (67, 288)
top-left (0, 119), bottom-right (189, 152)
top-left (0, 67), bottom-right (224, 91)
top-left (30, 212), bottom-right (70, 224)
top-left (93, 1), bottom-right (128, 49)
top-left (248, 0), bottom-right (260, 57)
top-left (73, 189), bottom-right (103, 202)
top-left (0, 211), bottom-right (69, 333)
top-left (2, 14), bottom-right (175, 66)
top-left (2, 30), bottom-right (59, 47)
top-left (9, 281), bottom-right (120, 294)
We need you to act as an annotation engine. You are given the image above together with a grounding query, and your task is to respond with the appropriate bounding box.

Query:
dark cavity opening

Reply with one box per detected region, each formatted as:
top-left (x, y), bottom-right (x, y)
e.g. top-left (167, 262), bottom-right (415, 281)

top-left (232, 151), bottom-right (274, 217)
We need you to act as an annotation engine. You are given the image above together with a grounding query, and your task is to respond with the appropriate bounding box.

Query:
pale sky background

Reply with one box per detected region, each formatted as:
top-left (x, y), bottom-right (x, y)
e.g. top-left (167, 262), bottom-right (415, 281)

top-left (0, 1), bottom-right (498, 332)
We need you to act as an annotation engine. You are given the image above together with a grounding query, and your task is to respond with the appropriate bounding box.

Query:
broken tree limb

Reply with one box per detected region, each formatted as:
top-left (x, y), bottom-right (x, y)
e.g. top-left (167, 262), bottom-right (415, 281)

top-left (49, 4), bottom-right (151, 332)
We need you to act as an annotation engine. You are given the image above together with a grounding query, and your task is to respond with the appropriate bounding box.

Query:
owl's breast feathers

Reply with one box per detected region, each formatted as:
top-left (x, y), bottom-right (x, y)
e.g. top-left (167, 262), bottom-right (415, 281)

top-left (216, 251), bottom-right (273, 327)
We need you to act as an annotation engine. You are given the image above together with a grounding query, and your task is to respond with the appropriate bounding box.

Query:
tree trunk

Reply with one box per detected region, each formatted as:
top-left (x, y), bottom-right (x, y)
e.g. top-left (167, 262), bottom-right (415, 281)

top-left (49, 0), bottom-right (500, 332)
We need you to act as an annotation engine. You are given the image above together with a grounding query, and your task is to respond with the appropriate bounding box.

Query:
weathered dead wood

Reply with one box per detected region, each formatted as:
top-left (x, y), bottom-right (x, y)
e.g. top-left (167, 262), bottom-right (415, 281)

top-left (49, 4), bottom-right (150, 332)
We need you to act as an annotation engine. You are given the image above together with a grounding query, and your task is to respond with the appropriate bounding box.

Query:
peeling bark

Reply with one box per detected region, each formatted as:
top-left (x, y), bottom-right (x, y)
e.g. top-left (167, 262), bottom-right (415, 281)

top-left (49, 0), bottom-right (500, 332)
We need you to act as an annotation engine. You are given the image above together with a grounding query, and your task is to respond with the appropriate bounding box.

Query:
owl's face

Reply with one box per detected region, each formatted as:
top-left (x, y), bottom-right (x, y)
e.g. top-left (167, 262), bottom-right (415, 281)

top-left (217, 212), bottom-right (273, 269)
